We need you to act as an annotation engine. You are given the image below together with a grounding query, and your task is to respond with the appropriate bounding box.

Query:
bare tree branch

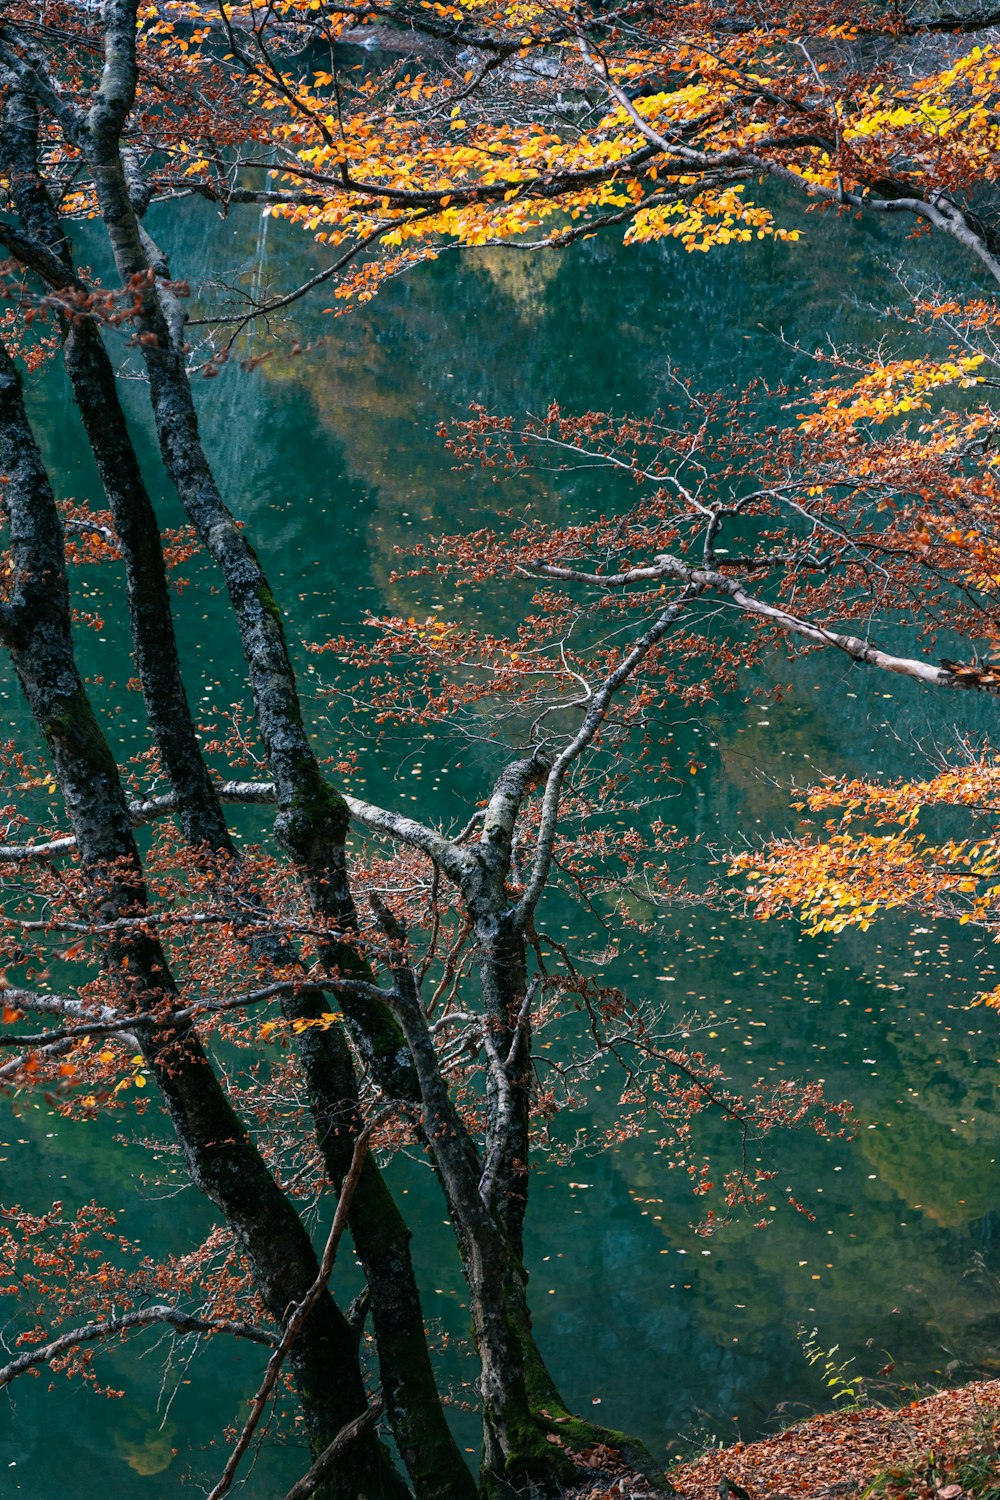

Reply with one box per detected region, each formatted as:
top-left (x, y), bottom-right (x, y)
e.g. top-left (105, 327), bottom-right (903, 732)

top-left (278, 1399), bottom-right (385, 1500)
top-left (0, 1306), bottom-right (276, 1391)
top-left (528, 555), bottom-right (981, 693)
top-left (516, 591), bottom-right (699, 922)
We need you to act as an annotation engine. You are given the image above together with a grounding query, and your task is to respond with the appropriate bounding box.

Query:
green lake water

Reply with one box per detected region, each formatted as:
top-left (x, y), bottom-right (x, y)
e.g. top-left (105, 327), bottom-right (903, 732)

top-left (2, 187), bottom-right (1000, 1494)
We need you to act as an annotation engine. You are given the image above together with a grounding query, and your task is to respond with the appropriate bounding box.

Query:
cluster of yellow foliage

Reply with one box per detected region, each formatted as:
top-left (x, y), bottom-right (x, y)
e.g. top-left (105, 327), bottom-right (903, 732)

top-left (137, 0), bottom-right (1000, 299)
top-left (799, 356), bottom-right (987, 433)
top-left (736, 753), bottom-right (1000, 1002)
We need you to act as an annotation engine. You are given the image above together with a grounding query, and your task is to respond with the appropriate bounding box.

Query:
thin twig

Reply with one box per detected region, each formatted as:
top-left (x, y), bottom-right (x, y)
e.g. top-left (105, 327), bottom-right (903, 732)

top-left (205, 1105), bottom-right (397, 1500)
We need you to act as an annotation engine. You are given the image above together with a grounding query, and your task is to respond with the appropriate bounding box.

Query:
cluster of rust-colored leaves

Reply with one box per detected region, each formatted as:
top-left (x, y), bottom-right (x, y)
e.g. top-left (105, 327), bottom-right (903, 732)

top-left (310, 334), bottom-right (1000, 774)
top-left (0, 1202), bottom-right (256, 1396)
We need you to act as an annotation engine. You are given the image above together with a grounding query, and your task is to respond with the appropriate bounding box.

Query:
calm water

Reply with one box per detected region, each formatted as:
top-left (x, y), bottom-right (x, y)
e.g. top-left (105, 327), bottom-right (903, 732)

top-left (2, 187), bottom-right (1000, 1494)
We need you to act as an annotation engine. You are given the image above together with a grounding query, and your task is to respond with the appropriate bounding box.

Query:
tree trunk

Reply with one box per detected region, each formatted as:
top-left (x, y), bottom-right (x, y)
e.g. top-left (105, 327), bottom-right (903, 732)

top-left (284, 985), bottom-right (478, 1500)
top-left (0, 335), bottom-right (408, 1500)
top-left (475, 909), bottom-right (533, 1258)
top-left (0, 74), bottom-right (473, 1497)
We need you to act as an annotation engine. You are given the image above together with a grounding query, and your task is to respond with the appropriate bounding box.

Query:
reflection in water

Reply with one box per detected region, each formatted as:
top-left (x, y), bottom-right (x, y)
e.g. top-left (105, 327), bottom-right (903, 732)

top-left (3, 187), bottom-right (1000, 1495)
top-left (114, 1420), bottom-right (177, 1477)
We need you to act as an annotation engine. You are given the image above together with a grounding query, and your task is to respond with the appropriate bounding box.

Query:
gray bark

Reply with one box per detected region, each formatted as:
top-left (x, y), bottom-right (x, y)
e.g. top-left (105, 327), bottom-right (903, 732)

top-left (0, 330), bottom-right (407, 1500)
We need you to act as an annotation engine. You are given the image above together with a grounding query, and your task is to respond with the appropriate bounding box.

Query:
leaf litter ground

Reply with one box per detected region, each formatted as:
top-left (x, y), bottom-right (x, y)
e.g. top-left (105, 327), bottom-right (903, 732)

top-left (664, 1380), bottom-right (1000, 1500)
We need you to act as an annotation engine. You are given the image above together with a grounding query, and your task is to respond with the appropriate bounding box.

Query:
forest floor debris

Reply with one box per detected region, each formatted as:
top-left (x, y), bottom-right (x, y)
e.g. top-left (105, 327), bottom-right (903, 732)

top-left (667, 1381), bottom-right (1000, 1500)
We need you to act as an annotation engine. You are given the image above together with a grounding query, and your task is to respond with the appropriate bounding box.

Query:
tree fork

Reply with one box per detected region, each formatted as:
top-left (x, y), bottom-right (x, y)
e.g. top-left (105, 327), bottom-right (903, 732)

top-left (0, 32), bottom-right (468, 1489)
top-left (458, 762), bottom-right (667, 1484)
top-left (10, 9), bottom-right (666, 1485)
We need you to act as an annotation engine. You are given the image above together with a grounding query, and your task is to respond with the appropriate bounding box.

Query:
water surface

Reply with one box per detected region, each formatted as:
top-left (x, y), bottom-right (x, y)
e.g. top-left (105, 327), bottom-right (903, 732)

top-left (2, 188), bottom-right (999, 1494)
